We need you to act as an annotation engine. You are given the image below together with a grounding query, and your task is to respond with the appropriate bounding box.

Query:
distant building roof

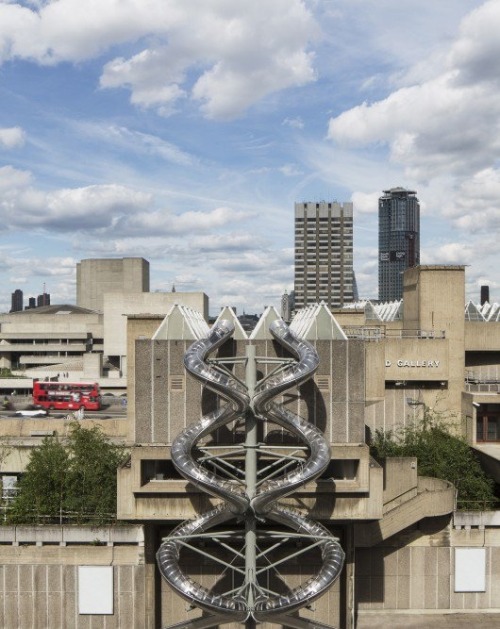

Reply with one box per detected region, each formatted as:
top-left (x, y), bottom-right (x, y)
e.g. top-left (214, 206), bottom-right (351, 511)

top-left (466, 301), bottom-right (500, 322)
top-left (2, 304), bottom-right (99, 316)
top-left (343, 300), bottom-right (403, 322)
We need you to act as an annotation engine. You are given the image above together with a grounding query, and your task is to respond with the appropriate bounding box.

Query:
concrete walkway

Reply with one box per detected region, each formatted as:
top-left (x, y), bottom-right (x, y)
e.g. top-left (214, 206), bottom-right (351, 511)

top-left (356, 612), bottom-right (500, 628)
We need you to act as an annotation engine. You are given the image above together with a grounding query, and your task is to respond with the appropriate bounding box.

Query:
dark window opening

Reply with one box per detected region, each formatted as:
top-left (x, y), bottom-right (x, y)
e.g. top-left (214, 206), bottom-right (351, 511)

top-left (320, 459), bottom-right (359, 481)
top-left (141, 459), bottom-right (182, 484)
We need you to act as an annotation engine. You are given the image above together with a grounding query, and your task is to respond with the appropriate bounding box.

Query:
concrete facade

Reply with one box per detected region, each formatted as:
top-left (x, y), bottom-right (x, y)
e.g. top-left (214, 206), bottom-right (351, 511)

top-left (335, 266), bottom-right (500, 517)
top-left (1, 265), bottom-right (499, 628)
top-left (294, 201), bottom-right (354, 309)
top-left (336, 266), bottom-right (498, 443)
top-left (115, 301), bottom-right (469, 629)
top-left (0, 305), bottom-right (103, 375)
top-left (103, 291), bottom-right (208, 377)
top-left (356, 514), bottom-right (500, 617)
top-left (0, 292), bottom-right (208, 396)
top-left (119, 307), bottom-right (382, 628)
top-left (0, 525), bottom-right (153, 629)
top-left (77, 257), bottom-right (150, 313)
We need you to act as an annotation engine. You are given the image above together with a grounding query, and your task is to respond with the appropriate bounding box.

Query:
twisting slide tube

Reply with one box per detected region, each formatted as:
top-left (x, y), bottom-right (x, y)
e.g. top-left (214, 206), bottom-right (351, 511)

top-left (251, 319), bottom-right (331, 514)
top-left (252, 320), bottom-right (345, 620)
top-left (157, 318), bottom-right (345, 627)
top-left (171, 320), bottom-right (250, 515)
top-left (157, 321), bottom-right (250, 621)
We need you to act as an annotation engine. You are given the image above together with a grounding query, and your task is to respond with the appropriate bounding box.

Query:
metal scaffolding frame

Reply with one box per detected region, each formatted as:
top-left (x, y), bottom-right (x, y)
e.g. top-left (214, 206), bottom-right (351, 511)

top-left (157, 319), bottom-right (345, 628)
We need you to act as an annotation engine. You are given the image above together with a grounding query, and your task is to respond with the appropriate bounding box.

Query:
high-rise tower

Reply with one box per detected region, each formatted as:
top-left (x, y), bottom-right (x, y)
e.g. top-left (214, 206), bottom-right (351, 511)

top-left (10, 289), bottom-right (23, 313)
top-left (294, 201), bottom-right (354, 310)
top-left (378, 187), bottom-right (420, 301)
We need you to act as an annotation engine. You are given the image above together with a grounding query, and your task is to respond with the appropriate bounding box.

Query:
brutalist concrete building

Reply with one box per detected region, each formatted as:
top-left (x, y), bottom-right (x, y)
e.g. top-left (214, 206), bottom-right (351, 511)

top-left (294, 201), bottom-right (354, 310)
top-left (116, 296), bottom-right (471, 628)
top-left (1, 265), bottom-right (499, 628)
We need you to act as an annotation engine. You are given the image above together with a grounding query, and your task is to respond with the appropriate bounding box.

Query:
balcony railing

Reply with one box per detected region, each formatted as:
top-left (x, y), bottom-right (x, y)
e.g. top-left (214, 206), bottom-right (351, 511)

top-left (343, 327), bottom-right (446, 341)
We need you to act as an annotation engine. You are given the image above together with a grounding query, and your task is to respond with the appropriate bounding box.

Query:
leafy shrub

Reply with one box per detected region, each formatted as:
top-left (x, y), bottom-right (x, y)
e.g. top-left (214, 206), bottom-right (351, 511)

top-left (370, 410), bottom-right (496, 510)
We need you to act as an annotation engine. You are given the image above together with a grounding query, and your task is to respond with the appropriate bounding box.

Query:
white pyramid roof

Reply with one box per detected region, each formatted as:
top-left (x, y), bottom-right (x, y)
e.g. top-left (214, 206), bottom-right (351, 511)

top-left (214, 306), bottom-right (248, 340)
top-left (152, 304), bottom-right (210, 340)
top-left (464, 301), bottom-right (485, 322)
top-left (290, 303), bottom-right (347, 340)
top-left (249, 306), bottom-right (282, 340)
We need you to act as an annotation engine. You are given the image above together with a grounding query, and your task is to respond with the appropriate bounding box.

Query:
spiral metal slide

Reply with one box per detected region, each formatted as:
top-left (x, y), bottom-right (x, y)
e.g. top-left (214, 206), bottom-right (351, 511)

top-left (156, 319), bottom-right (345, 627)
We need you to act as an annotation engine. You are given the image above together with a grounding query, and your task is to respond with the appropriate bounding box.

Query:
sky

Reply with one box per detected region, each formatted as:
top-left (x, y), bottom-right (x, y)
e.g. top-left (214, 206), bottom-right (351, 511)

top-left (0, 0), bottom-right (499, 316)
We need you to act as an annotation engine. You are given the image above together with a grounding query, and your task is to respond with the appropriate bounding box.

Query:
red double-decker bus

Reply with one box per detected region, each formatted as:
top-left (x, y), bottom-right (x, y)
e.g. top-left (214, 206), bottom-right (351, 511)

top-left (32, 380), bottom-right (102, 411)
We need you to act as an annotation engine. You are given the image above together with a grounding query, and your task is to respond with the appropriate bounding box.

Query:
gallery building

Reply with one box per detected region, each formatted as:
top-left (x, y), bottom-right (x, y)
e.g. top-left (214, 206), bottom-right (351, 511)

top-left (113, 264), bottom-right (499, 627)
top-left (0, 264), bottom-right (499, 628)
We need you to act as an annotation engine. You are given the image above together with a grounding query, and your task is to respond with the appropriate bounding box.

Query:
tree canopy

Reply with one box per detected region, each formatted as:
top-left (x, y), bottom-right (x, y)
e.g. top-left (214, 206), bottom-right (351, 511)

top-left (370, 410), bottom-right (497, 510)
top-left (8, 423), bottom-right (127, 525)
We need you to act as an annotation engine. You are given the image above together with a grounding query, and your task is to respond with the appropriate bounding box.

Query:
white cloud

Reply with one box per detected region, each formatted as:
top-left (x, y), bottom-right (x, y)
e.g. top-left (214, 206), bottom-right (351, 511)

top-left (328, 74), bottom-right (498, 179)
top-left (327, 0), bottom-right (500, 162)
top-left (0, 165), bottom-right (251, 242)
top-left (422, 242), bottom-right (474, 266)
top-left (327, 0), bottom-right (500, 239)
top-left (0, 172), bottom-right (152, 232)
top-left (0, 127), bottom-right (26, 148)
top-left (449, 168), bottom-right (500, 233)
top-left (17, 256), bottom-right (77, 279)
top-left (193, 233), bottom-right (257, 252)
top-left (0, 165), bottom-right (32, 189)
top-left (447, 0), bottom-right (500, 87)
top-left (73, 122), bottom-right (195, 166)
top-left (351, 190), bottom-right (379, 215)
top-left (0, 0), bottom-right (165, 64)
top-left (112, 205), bottom-right (249, 237)
top-left (0, 0), bottom-right (318, 120)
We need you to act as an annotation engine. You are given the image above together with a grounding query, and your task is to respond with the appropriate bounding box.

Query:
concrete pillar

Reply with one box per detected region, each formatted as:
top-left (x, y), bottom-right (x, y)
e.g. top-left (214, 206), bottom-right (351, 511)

top-left (345, 524), bottom-right (355, 629)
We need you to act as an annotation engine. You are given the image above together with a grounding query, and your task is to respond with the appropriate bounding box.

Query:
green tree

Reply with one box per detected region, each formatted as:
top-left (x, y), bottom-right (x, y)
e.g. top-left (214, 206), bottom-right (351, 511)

top-left (7, 424), bottom-right (127, 524)
top-left (370, 410), bottom-right (496, 510)
top-left (65, 423), bottom-right (127, 523)
top-left (8, 436), bottom-right (69, 524)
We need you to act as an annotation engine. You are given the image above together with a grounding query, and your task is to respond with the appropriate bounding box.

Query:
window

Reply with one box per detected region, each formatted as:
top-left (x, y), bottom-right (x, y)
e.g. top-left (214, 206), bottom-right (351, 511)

top-left (476, 412), bottom-right (500, 442)
top-left (320, 460), bottom-right (358, 481)
top-left (391, 203), bottom-right (407, 231)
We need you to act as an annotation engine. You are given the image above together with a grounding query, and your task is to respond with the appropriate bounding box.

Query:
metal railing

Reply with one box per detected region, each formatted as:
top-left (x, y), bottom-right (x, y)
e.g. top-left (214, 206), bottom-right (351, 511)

top-left (343, 327), bottom-right (446, 340)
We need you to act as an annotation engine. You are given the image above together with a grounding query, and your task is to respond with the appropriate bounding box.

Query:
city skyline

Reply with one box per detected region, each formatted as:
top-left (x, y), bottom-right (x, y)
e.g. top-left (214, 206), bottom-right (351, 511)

top-left (0, 1), bottom-right (498, 315)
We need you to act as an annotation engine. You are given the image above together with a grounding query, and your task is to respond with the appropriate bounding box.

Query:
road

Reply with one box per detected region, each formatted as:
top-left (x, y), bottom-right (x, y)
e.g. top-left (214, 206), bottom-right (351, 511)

top-left (0, 408), bottom-right (127, 419)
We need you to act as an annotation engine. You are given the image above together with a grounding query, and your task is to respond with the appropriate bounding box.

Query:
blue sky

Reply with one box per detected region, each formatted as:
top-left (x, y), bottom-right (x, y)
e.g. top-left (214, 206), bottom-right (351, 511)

top-left (0, 0), bottom-right (498, 315)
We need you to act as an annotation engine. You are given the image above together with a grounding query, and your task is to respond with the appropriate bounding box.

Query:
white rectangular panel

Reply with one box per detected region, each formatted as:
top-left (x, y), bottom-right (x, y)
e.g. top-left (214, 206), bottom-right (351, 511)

top-left (454, 548), bottom-right (486, 592)
top-left (78, 565), bottom-right (114, 614)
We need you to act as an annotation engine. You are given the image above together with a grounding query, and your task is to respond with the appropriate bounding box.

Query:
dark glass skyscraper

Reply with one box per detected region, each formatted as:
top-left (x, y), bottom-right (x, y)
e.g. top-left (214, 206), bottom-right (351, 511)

top-left (10, 289), bottom-right (23, 313)
top-left (378, 187), bottom-right (420, 301)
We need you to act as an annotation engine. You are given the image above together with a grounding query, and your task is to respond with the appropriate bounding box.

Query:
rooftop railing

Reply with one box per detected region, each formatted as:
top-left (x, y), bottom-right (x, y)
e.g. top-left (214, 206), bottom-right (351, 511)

top-left (342, 327), bottom-right (446, 340)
